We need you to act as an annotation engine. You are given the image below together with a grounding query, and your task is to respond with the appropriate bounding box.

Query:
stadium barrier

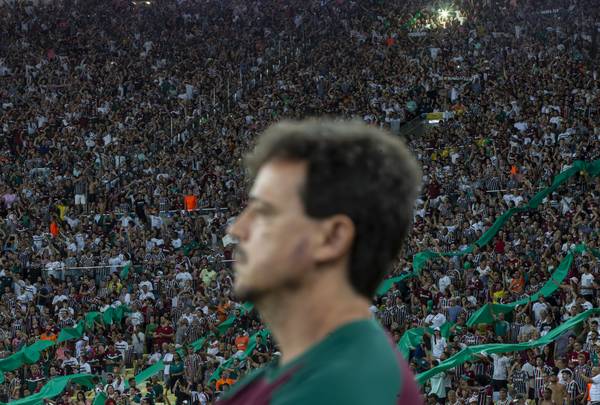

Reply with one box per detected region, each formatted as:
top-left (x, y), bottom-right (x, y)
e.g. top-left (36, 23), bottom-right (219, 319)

top-left (44, 265), bottom-right (127, 283)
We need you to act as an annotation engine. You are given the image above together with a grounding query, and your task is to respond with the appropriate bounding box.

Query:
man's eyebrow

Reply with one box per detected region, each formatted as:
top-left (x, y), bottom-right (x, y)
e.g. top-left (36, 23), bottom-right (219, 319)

top-left (247, 196), bottom-right (278, 212)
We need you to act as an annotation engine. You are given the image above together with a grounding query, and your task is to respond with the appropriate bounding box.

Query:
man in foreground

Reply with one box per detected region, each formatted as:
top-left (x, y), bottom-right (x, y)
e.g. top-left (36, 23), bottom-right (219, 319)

top-left (218, 119), bottom-right (423, 404)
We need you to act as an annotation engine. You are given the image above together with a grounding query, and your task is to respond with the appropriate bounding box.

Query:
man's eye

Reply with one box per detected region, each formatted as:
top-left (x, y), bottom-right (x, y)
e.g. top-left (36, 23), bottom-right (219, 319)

top-left (253, 207), bottom-right (270, 215)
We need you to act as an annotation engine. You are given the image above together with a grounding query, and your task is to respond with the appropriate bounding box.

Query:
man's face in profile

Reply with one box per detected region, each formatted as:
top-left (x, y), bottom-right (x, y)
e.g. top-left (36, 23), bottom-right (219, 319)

top-left (228, 159), bottom-right (321, 302)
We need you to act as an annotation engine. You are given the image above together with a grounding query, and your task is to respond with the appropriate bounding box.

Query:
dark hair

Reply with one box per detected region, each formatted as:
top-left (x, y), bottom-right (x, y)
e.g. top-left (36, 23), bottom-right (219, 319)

top-left (246, 119), bottom-right (421, 298)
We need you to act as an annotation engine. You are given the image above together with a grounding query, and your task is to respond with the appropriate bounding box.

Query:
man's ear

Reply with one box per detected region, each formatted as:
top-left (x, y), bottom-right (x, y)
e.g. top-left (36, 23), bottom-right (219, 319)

top-left (313, 215), bottom-right (355, 265)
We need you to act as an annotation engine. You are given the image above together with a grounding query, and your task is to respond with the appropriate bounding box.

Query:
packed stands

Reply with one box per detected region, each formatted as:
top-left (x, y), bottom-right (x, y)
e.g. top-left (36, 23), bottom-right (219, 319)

top-left (0, 0), bottom-right (599, 404)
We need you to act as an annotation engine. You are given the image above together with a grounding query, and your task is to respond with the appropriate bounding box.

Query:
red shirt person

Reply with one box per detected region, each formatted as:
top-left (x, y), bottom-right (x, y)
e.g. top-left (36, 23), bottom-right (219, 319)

top-left (153, 319), bottom-right (175, 348)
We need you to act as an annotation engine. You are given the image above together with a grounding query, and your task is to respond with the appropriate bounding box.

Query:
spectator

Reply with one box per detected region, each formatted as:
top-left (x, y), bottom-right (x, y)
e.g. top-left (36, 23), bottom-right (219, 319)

top-left (0, 0), bottom-right (597, 403)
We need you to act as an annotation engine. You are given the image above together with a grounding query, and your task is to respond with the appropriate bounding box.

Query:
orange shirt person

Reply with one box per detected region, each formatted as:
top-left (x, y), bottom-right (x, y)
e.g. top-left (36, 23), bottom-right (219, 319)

top-left (49, 220), bottom-right (59, 238)
top-left (217, 300), bottom-right (231, 323)
top-left (235, 333), bottom-right (249, 352)
top-left (183, 194), bottom-right (197, 212)
top-left (508, 271), bottom-right (525, 295)
top-left (40, 328), bottom-right (57, 342)
top-left (215, 371), bottom-right (236, 391)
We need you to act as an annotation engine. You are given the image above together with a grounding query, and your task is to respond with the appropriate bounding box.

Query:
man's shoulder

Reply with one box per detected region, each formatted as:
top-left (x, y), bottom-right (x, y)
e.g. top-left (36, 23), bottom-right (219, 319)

top-left (273, 354), bottom-right (418, 405)
top-left (222, 320), bottom-right (422, 405)
top-left (225, 360), bottom-right (404, 405)
top-left (280, 320), bottom-right (419, 404)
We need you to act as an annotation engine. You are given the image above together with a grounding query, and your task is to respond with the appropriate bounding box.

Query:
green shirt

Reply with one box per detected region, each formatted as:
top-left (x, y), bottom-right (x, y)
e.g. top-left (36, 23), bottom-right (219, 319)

top-left (146, 323), bottom-right (158, 338)
top-left (183, 241), bottom-right (199, 256)
top-left (152, 383), bottom-right (163, 396)
top-left (218, 319), bottom-right (422, 404)
top-left (494, 320), bottom-right (509, 337)
top-left (201, 269), bottom-right (217, 285)
top-left (171, 361), bottom-right (184, 374)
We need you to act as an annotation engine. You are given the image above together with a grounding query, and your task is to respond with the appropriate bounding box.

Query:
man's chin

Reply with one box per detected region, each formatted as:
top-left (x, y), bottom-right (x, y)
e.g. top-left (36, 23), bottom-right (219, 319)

top-left (233, 282), bottom-right (264, 303)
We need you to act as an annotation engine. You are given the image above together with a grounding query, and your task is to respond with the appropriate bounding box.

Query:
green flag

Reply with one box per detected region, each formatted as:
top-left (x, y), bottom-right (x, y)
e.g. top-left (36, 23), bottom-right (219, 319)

top-left (57, 321), bottom-right (85, 343)
top-left (190, 337), bottom-right (207, 352)
top-left (20, 340), bottom-right (55, 364)
top-left (133, 361), bottom-right (164, 387)
top-left (3, 374), bottom-right (96, 405)
top-left (407, 159), bottom-right (599, 275)
top-left (85, 312), bottom-right (102, 329)
top-left (467, 245), bottom-right (600, 326)
top-left (216, 316), bottom-right (236, 336)
top-left (209, 330), bottom-right (271, 383)
top-left (375, 273), bottom-right (415, 296)
top-left (417, 308), bottom-right (600, 385)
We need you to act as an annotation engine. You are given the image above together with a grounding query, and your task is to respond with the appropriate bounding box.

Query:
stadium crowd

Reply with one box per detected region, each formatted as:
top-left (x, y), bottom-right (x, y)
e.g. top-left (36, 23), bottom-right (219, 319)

top-left (0, 0), bottom-right (599, 404)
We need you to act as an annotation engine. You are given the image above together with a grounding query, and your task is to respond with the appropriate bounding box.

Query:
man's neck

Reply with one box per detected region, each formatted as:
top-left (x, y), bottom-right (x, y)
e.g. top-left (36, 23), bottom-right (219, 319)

top-left (256, 278), bottom-right (371, 367)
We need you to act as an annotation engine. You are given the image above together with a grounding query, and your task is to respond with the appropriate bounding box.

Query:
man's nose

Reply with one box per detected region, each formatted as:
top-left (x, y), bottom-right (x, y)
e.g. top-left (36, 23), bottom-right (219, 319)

top-left (228, 209), bottom-right (249, 242)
